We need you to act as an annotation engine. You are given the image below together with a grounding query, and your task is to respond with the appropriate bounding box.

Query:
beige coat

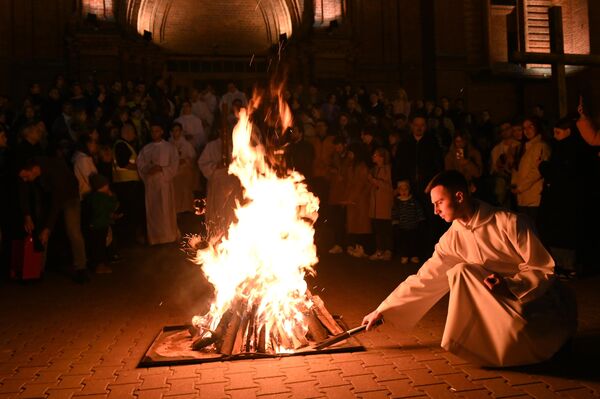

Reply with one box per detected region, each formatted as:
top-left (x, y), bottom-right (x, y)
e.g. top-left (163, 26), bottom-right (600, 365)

top-left (511, 135), bottom-right (551, 207)
top-left (376, 201), bottom-right (576, 367)
top-left (369, 165), bottom-right (393, 219)
top-left (310, 135), bottom-right (336, 178)
top-left (328, 153), bottom-right (349, 205)
top-left (344, 162), bottom-right (371, 234)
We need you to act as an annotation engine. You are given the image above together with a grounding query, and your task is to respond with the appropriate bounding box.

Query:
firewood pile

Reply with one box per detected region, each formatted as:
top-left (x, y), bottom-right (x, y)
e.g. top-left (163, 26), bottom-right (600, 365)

top-left (190, 292), bottom-right (344, 355)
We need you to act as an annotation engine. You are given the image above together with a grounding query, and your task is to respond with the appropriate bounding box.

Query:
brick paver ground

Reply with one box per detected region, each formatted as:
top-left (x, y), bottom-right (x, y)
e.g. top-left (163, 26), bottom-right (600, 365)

top-left (1, 215), bottom-right (599, 398)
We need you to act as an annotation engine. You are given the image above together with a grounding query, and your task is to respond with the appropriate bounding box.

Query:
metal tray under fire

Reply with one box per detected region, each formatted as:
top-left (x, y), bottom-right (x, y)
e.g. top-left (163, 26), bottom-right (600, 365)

top-left (139, 316), bottom-right (364, 367)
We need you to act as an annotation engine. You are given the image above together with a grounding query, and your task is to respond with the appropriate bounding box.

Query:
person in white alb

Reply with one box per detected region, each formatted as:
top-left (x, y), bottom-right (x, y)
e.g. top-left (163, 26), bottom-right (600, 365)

top-left (362, 170), bottom-right (577, 367)
top-left (175, 101), bottom-right (206, 152)
top-left (136, 121), bottom-right (180, 245)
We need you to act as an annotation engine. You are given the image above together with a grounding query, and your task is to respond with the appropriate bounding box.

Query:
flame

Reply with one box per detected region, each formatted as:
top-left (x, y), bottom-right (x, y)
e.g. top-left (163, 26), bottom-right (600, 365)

top-left (192, 87), bottom-right (319, 353)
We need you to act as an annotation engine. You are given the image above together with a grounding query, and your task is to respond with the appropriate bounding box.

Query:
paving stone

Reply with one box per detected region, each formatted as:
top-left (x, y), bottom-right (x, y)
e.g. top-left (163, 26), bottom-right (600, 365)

top-left (0, 379), bottom-right (28, 394)
top-left (357, 390), bottom-right (391, 399)
top-left (196, 382), bottom-right (227, 398)
top-left (33, 370), bottom-right (63, 384)
top-left (79, 378), bottom-right (113, 395)
top-left (134, 388), bottom-right (169, 399)
top-left (56, 375), bottom-right (85, 390)
top-left (457, 367), bottom-right (500, 381)
top-left (71, 394), bottom-right (108, 399)
top-left (306, 356), bottom-right (338, 373)
top-left (18, 382), bottom-right (54, 398)
top-left (436, 373), bottom-right (482, 392)
top-left (319, 385), bottom-right (355, 399)
top-left (343, 375), bottom-right (383, 393)
top-left (165, 378), bottom-right (197, 396)
top-left (457, 390), bottom-right (493, 398)
top-left (277, 357), bottom-right (307, 369)
top-left (337, 361), bottom-right (370, 377)
top-left (225, 371), bottom-right (257, 390)
top-left (417, 383), bottom-right (462, 399)
top-left (378, 380), bottom-right (425, 398)
top-left (252, 364), bottom-right (285, 379)
top-left (536, 375), bottom-right (587, 392)
top-left (255, 377), bottom-right (290, 396)
top-left (518, 383), bottom-right (563, 399)
top-left (559, 388), bottom-right (599, 399)
top-left (281, 366), bottom-right (315, 384)
top-left (314, 370), bottom-right (347, 388)
top-left (11, 368), bottom-right (42, 381)
top-left (138, 375), bottom-right (168, 391)
top-left (368, 366), bottom-right (406, 383)
top-left (227, 387), bottom-right (260, 399)
top-left (106, 383), bottom-right (138, 397)
top-left (91, 367), bottom-right (119, 380)
top-left (287, 381), bottom-right (322, 398)
top-left (495, 370), bottom-right (538, 386)
top-left (436, 352), bottom-right (471, 366)
top-left (197, 367), bottom-right (228, 384)
top-left (226, 362), bottom-right (256, 375)
top-left (353, 353), bottom-right (393, 368)
top-left (420, 360), bottom-right (458, 376)
top-left (46, 388), bottom-right (84, 399)
top-left (403, 369), bottom-right (440, 387)
top-left (390, 357), bottom-right (427, 371)
top-left (255, 393), bottom-right (292, 399)
top-left (112, 371), bottom-right (142, 385)
top-left (479, 378), bottom-right (526, 398)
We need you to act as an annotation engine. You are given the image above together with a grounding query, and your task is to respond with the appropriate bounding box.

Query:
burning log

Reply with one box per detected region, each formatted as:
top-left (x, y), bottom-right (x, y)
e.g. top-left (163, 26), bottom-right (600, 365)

top-left (191, 305), bottom-right (235, 351)
top-left (305, 310), bottom-right (328, 342)
top-left (311, 295), bottom-right (344, 335)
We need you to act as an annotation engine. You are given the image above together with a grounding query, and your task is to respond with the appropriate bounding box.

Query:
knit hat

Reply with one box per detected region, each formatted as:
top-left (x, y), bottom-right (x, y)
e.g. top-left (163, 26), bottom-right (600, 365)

top-left (89, 173), bottom-right (109, 192)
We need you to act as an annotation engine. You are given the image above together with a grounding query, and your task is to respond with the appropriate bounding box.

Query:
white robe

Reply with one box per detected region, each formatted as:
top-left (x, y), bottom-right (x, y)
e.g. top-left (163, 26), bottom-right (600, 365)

top-left (72, 151), bottom-right (98, 198)
top-left (169, 136), bottom-right (197, 213)
top-left (377, 201), bottom-right (576, 367)
top-left (197, 139), bottom-right (242, 238)
top-left (175, 114), bottom-right (206, 152)
top-left (137, 140), bottom-right (180, 245)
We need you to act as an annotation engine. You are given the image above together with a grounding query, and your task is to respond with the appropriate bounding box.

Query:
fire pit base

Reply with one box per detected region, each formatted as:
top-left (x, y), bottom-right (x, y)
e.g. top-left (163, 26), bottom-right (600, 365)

top-left (139, 317), bottom-right (365, 367)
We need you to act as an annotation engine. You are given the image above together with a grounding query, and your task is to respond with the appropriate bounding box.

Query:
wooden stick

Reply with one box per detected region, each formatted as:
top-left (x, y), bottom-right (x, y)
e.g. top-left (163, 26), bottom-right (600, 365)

top-left (311, 295), bottom-right (344, 335)
top-left (305, 309), bottom-right (328, 342)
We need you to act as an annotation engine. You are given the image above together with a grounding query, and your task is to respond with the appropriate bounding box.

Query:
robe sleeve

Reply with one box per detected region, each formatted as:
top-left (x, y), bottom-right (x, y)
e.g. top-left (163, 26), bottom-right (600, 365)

top-left (136, 147), bottom-right (150, 182)
top-left (376, 229), bottom-right (461, 330)
top-left (576, 116), bottom-right (600, 146)
top-left (160, 144), bottom-right (179, 180)
top-left (503, 213), bottom-right (555, 303)
top-left (197, 141), bottom-right (219, 179)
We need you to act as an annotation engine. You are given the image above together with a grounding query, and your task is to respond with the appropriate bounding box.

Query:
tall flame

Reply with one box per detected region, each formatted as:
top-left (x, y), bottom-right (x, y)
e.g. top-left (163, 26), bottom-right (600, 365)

top-left (192, 88), bottom-right (319, 352)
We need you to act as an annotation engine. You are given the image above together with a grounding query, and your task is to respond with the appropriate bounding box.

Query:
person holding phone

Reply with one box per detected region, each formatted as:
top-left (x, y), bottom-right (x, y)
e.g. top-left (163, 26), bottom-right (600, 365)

top-left (444, 131), bottom-right (483, 191)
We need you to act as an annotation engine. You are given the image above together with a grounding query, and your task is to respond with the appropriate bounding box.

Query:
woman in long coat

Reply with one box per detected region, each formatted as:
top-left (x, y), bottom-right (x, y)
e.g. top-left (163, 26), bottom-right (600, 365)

top-left (343, 143), bottom-right (372, 258)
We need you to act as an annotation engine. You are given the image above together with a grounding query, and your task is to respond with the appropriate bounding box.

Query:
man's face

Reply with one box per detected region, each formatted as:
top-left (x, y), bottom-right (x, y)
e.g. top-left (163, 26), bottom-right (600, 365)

top-left (431, 185), bottom-right (461, 223)
top-left (182, 103), bottom-right (192, 115)
top-left (19, 167), bottom-right (38, 182)
top-left (150, 125), bottom-right (163, 141)
top-left (411, 117), bottom-right (427, 138)
top-left (171, 126), bottom-right (182, 139)
top-left (523, 120), bottom-right (537, 140)
top-left (512, 125), bottom-right (523, 141)
top-left (499, 123), bottom-right (512, 140)
top-left (553, 127), bottom-right (571, 141)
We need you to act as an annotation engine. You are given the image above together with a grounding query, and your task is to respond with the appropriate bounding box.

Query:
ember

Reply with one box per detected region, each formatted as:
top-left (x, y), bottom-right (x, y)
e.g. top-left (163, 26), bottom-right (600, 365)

top-left (190, 85), bottom-right (335, 355)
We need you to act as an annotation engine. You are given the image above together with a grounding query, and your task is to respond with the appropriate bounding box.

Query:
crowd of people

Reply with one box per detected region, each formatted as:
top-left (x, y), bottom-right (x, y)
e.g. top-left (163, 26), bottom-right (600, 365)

top-left (0, 74), bottom-right (598, 283)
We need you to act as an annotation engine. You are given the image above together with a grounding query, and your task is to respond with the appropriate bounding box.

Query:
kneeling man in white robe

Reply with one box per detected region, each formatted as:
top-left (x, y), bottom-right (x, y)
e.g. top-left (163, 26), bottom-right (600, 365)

top-left (362, 170), bottom-right (577, 367)
top-left (137, 122), bottom-right (180, 245)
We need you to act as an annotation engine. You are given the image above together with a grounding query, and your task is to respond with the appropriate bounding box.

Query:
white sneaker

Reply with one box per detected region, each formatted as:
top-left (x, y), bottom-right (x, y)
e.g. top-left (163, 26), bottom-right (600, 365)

top-left (328, 245), bottom-right (343, 254)
top-left (369, 251), bottom-right (384, 261)
top-left (347, 245), bottom-right (356, 256)
top-left (400, 257), bottom-right (409, 264)
top-left (410, 256), bottom-right (420, 264)
top-left (351, 245), bottom-right (366, 258)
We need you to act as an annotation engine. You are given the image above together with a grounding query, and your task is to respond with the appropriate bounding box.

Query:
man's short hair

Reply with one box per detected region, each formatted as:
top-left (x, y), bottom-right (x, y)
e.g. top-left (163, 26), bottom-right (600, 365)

top-left (171, 122), bottom-right (183, 131)
top-left (426, 170), bottom-right (469, 195)
top-left (409, 114), bottom-right (427, 124)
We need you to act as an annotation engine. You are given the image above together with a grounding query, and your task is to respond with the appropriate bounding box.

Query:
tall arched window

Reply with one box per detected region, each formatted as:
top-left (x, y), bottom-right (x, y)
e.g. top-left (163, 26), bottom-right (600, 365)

top-left (313, 0), bottom-right (345, 28)
top-left (81, 0), bottom-right (114, 20)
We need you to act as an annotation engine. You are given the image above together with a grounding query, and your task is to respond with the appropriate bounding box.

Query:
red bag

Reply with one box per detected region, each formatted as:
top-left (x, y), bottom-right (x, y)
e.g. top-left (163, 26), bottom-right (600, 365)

top-left (10, 236), bottom-right (44, 280)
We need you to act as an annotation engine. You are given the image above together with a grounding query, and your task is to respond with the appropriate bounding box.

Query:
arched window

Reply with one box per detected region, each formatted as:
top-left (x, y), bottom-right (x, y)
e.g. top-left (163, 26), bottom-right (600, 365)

top-left (81, 0), bottom-right (114, 20)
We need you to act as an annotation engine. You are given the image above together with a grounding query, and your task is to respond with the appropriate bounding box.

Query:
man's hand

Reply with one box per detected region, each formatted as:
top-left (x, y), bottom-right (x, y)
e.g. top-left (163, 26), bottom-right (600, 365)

top-left (39, 228), bottom-right (50, 246)
top-left (484, 273), bottom-right (514, 298)
top-left (362, 310), bottom-right (383, 331)
top-left (24, 215), bottom-right (34, 234)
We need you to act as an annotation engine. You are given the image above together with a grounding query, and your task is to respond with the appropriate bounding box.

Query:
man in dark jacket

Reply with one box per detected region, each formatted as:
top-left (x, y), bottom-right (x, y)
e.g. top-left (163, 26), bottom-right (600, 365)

top-left (18, 157), bottom-right (88, 282)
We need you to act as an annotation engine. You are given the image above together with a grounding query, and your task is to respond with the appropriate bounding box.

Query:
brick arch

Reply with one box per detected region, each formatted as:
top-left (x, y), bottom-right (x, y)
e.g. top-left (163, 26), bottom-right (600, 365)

top-left (119, 0), bottom-right (303, 55)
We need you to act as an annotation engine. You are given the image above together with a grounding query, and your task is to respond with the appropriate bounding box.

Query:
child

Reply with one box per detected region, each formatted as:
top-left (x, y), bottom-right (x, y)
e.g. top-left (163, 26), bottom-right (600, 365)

top-left (86, 173), bottom-right (119, 274)
top-left (392, 179), bottom-right (425, 264)
top-left (368, 147), bottom-right (393, 261)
